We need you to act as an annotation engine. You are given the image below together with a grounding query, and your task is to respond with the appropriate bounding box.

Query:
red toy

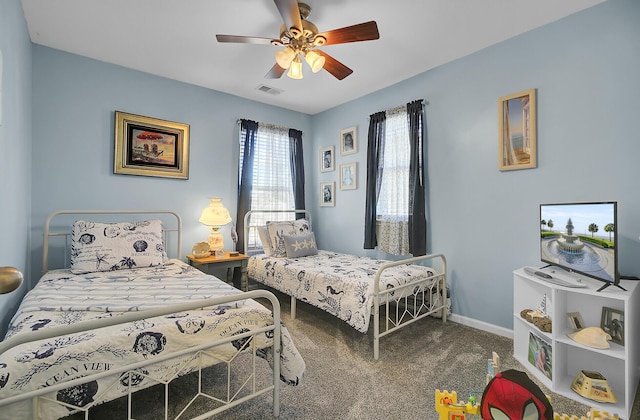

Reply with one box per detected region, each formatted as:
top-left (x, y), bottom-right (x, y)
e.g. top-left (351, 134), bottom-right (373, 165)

top-left (481, 369), bottom-right (553, 419)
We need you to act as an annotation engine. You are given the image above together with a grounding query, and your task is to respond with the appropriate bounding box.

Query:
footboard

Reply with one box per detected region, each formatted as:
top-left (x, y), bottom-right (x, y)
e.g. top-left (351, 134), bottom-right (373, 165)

top-left (372, 253), bottom-right (447, 360)
top-left (0, 291), bottom-right (283, 420)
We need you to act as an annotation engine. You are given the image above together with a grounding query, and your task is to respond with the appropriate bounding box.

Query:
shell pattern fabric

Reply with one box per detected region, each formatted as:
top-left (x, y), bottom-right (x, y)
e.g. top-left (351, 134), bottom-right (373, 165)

top-left (0, 260), bottom-right (305, 419)
top-left (248, 250), bottom-right (444, 333)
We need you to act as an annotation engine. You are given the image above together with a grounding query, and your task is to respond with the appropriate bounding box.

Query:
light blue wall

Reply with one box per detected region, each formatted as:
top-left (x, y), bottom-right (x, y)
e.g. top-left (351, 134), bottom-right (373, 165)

top-left (0, 0), bottom-right (32, 337)
top-left (2, 0), bottom-right (639, 336)
top-left (30, 46), bottom-right (312, 278)
top-left (310, 0), bottom-right (640, 328)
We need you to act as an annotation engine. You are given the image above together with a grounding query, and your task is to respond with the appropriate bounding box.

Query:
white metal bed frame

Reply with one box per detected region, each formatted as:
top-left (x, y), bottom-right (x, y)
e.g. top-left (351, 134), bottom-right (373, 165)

top-left (243, 209), bottom-right (447, 360)
top-left (0, 210), bottom-right (285, 419)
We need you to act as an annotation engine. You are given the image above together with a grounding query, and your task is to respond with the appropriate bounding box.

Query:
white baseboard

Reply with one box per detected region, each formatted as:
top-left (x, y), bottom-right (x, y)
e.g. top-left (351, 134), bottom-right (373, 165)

top-left (447, 313), bottom-right (513, 339)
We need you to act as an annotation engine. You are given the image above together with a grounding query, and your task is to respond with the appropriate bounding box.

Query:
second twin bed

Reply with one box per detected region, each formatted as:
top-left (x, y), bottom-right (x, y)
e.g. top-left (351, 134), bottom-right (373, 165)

top-left (243, 210), bottom-right (449, 360)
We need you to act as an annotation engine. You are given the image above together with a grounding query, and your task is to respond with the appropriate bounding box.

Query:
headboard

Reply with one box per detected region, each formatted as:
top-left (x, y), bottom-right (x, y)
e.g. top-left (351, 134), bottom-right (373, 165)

top-left (42, 210), bottom-right (182, 273)
top-left (243, 209), bottom-right (311, 256)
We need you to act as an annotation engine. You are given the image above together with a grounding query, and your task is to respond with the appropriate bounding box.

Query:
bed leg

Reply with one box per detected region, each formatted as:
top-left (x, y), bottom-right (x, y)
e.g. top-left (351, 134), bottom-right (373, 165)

top-left (290, 296), bottom-right (297, 319)
top-left (373, 305), bottom-right (380, 360)
top-left (441, 275), bottom-right (447, 323)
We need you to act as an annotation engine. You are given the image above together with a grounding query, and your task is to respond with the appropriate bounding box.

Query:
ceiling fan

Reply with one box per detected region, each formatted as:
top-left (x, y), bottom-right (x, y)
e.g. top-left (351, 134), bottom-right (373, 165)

top-left (216, 0), bottom-right (380, 80)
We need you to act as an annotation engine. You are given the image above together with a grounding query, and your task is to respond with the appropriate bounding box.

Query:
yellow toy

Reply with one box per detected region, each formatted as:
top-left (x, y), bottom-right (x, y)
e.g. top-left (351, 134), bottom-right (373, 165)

top-left (435, 390), bottom-right (480, 420)
top-left (553, 409), bottom-right (619, 420)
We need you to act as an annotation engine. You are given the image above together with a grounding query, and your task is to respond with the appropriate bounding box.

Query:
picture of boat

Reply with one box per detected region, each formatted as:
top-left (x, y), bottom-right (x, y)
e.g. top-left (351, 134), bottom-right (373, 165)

top-left (132, 142), bottom-right (164, 164)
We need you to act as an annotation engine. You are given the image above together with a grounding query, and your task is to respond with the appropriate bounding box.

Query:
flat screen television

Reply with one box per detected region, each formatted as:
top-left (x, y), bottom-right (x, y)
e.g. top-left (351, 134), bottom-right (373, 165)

top-left (539, 201), bottom-right (624, 292)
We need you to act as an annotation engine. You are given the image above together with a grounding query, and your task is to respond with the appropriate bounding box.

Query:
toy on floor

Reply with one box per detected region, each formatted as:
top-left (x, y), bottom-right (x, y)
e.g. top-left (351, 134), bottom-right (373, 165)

top-left (434, 352), bottom-right (620, 420)
top-left (435, 389), bottom-right (481, 419)
top-left (481, 369), bottom-right (554, 419)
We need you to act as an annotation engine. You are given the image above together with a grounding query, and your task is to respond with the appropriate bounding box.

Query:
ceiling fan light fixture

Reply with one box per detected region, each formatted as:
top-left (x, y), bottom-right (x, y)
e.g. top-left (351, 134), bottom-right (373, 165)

top-left (289, 27), bottom-right (302, 39)
top-left (313, 35), bottom-right (327, 46)
top-left (287, 56), bottom-right (304, 79)
top-left (275, 48), bottom-right (295, 69)
top-left (305, 50), bottom-right (325, 73)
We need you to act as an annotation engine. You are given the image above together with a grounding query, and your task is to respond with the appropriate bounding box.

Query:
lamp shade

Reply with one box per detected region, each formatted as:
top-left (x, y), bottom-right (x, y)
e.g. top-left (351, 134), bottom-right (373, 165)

top-left (275, 48), bottom-right (295, 69)
top-left (199, 197), bottom-right (232, 253)
top-left (287, 56), bottom-right (304, 79)
top-left (304, 50), bottom-right (325, 73)
top-left (199, 197), bottom-right (232, 227)
top-left (0, 266), bottom-right (23, 294)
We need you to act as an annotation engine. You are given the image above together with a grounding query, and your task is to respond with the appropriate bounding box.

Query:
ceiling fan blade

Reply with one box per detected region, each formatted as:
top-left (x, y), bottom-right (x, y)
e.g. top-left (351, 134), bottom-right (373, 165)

top-left (265, 63), bottom-right (286, 79)
top-left (315, 50), bottom-right (353, 80)
top-left (274, 0), bottom-right (303, 35)
top-left (216, 34), bottom-right (277, 45)
top-left (316, 21), bottom-right (380, 46)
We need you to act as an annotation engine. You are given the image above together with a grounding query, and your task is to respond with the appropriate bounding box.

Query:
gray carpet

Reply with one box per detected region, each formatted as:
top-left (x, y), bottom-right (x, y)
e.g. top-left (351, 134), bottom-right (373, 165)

top-left (66, 290), bottom-right (638, 419)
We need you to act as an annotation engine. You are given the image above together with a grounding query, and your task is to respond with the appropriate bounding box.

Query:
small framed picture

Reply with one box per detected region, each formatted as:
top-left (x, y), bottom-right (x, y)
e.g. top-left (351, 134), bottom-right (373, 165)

top-left (319, 146), bottom-right (335, 172)
top-left (320, 181), bottom-right (335, 207)
top-left (339, 126), bottom-right (357, 155)
top-left (567, 312), bottom-right (585, 331)
top-left (339, 162), bottom-right (357, 190)
top-left (601, 307), bottom-right (624, 346)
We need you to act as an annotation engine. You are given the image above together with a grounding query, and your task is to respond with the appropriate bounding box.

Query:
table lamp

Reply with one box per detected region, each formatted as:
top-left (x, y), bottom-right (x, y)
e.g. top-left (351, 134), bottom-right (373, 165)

top-left (198, 197), bottom-right (232, 257)
top-left (0, 266), bottom-right (23, 294)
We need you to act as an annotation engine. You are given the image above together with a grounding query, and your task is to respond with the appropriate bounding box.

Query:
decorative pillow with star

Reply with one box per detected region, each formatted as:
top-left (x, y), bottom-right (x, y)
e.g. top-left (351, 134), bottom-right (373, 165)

top-left (283, 232), bottom-right (318, 258)
top-left (266, 219), bottom-right (311, 257)
top-left (70, 219), bottom-right (167, 274)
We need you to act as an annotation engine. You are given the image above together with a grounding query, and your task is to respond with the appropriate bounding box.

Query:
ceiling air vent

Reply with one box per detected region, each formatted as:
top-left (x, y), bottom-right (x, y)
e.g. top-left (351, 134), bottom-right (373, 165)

top-left (255, 84), bottom-right (282, 95)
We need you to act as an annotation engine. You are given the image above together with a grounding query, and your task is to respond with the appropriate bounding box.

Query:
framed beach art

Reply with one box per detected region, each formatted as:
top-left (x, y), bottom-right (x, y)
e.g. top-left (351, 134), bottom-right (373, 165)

top-left (498, 89), bottom-right (537, 171)
top-left (114, 111), bottom-right (190, 179)
top-left (340, 126), bottom-right (357, 155)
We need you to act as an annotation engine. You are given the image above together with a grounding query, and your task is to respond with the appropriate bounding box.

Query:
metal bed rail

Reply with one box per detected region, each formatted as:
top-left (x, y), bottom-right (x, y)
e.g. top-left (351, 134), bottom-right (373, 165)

top-left (372, 253), bottom-right (447, 360)
top-left (42, 210), bottom-right (183, 273)
top-left (243, 209), bottom-right (312, 256)
top-left (242, 209), bottom-right (448, 361)
top-left (0, 290), bottom-right (282, 419)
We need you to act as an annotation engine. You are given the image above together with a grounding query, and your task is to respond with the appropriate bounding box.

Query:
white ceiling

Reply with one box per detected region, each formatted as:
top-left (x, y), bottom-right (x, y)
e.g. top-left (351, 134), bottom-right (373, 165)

top-left (21, 0), bottom-right (606, 115)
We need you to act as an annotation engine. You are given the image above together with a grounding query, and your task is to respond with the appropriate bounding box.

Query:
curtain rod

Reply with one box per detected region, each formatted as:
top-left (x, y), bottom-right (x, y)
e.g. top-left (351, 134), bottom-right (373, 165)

top-left (368, 99), bottom-right (428, 119)
top-left (236, 119), bottom-right (290, 130)
top-left (236, 119), bottom-right (303, 135)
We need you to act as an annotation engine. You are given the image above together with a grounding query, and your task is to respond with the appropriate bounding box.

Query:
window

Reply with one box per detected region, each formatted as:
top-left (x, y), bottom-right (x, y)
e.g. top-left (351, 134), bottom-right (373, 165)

top-left (364, 100), bottom-right (426, 256)
top-left (376, 107), bottom-right (410, 219)
top-left (239, 123), bottom-right (295, 217)
top-left (238, 122), bottom-right (302, 250)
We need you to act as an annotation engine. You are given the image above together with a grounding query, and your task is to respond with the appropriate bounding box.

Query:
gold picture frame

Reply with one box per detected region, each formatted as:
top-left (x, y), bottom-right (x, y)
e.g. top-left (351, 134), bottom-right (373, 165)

top-left (114, 111), bottom-right (190, 179)
top-left (498, 88), bottom-right (537, 171)
top-left (340, 126), bottom-right (357, 155)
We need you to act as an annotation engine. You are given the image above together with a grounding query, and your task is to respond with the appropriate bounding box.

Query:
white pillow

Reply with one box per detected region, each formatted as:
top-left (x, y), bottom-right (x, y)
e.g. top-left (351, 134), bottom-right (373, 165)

top-left (70, 219), bottom-right (167, 274)
top-left (266, 219), bottom-right (311, 257)
top-left (257, 226), bottom-right (273, 256)
top-left (283, 232), bottom-right (318, 258)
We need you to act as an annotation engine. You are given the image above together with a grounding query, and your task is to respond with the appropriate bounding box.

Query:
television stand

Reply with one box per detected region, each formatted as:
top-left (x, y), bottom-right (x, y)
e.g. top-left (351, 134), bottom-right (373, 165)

top-left (513, 267), bottom-right (639, 419)
top-left (596, 281), bottom-right (627, 292)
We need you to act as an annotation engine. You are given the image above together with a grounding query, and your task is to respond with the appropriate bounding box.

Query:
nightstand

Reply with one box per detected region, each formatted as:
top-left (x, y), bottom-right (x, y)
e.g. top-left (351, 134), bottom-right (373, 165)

top-left (186, 252), bottom-right (249, 292)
